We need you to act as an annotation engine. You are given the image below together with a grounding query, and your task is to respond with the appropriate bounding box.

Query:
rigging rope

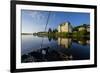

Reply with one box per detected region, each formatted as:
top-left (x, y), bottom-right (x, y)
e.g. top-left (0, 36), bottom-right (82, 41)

top-left (40, 12), bottom-right (51, 49)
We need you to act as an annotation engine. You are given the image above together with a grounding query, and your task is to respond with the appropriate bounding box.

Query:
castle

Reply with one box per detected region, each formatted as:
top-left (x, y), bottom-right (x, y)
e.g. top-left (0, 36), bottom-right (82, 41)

top-left (58, 22), bottom-right (73, 33)
top-left (58, 22), bottom-right (90, 33)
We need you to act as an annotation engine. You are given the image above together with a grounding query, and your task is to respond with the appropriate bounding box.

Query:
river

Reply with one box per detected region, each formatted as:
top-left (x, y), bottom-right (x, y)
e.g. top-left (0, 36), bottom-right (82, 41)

top-left (21, 35), bottom-right (90, 63)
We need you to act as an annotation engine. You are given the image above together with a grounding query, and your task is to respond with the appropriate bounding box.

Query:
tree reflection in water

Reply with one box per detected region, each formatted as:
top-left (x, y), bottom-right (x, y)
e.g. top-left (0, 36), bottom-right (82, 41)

top-left (21, 35), bottom-right (90, 63)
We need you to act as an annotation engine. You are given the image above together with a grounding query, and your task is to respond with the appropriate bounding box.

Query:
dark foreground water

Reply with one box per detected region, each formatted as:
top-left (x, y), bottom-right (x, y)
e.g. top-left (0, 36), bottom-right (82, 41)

top-left (21, 35), bottom-right (90, 63)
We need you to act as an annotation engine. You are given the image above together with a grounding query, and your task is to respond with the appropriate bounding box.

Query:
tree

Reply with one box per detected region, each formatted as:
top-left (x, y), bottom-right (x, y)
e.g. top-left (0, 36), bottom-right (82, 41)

top-left (48, 28), bottom-right (52, 33)
top-left (53, 29), bottom-right (58, 33)
top-left (73, 27), bottom-right (78, 32)
top-left (83, 24), bottom-right (87, 28)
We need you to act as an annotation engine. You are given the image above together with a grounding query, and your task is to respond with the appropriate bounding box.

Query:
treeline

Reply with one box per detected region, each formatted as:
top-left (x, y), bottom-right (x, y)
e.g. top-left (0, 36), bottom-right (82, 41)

top-left (33, 24), bottom-right (90, 38)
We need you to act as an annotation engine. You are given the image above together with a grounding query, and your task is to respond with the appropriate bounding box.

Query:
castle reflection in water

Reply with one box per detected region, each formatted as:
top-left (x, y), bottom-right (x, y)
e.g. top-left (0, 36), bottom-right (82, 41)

top-left (58, 37), bottom-right (89, 48)
top-left (21, 35), bottom-right (90, 63)
top-left (58, 38), bottom-right (72, 48)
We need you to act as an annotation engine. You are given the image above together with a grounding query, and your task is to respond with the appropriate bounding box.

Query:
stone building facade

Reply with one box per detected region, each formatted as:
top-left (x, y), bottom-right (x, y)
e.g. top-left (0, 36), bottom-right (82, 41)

top-left (58, 22), bottom-right (72, 33)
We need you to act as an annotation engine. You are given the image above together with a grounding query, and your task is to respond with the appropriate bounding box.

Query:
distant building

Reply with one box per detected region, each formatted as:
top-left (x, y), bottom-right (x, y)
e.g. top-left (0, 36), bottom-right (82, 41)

top-left (58, 22), bottom-right (72, 33)
top-left (87, 25), bottom-right (90, 32)
top-left (78, 27), bottom-right (86, 31)
top-left (78, 24), bottom-right (90, 32)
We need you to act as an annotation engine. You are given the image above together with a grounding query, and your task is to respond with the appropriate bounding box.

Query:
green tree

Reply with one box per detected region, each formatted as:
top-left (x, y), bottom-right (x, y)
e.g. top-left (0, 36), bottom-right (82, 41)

top-left (48, 28), bottom-right (52, 33)
top-left (53, 29), bottom-right (58, 33)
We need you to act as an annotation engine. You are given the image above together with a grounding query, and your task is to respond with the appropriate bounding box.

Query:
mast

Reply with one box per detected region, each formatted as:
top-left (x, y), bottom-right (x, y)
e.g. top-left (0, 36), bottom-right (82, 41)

top-left (40, 12), bottom-right (51, 49)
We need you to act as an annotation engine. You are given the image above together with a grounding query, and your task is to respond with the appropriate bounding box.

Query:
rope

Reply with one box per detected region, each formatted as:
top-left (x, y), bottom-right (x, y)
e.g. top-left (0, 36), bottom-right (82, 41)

top-left (40, 12), bottom-right (51, 48)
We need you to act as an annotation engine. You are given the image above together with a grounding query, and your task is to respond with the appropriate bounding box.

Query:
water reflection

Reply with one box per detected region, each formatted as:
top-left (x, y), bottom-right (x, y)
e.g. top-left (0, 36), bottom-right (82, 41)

top-left (73, 37), bottom-right (90, 45)
top-left (21, 47), bottom-right (73, 63)
top-left (78, 40), bottom-right (90, 45)
top-left (58, 38), bottom-right (72, 48)
top-left (21, 35), bottom-right (90, 63)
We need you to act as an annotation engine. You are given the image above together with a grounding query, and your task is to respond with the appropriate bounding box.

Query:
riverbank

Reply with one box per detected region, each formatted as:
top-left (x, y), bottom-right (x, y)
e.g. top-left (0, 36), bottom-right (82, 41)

top-left (32, 31), bottom-right (90, 38)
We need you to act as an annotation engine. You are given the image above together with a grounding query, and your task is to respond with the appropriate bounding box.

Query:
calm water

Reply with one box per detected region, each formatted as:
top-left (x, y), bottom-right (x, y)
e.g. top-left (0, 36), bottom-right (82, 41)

top-left (21, 35), bottom-right (90, 63)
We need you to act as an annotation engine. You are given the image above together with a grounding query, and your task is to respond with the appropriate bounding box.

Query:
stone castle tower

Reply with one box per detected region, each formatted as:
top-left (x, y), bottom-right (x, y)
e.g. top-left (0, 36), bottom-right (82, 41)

top-left (58, 22), bottom-right (72, 33)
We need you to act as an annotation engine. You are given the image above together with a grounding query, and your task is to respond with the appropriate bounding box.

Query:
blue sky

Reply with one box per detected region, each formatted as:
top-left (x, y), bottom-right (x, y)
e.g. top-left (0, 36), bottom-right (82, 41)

top-left (21, 10), bottom-right (90, 33)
